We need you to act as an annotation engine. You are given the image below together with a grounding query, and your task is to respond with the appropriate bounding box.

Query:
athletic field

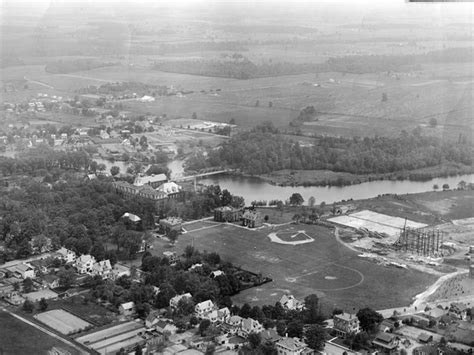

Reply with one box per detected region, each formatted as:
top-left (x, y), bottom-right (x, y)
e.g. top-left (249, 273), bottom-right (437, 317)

top-left (169, 222), bottom-right (436, 313)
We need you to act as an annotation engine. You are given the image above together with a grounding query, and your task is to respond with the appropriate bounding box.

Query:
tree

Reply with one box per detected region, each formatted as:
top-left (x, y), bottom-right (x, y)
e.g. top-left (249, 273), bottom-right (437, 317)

top-left (289, 193), bottom-right (304, 206)
top-left (192, 112), bottom-right (197, 120)
top-left (286, 320), bottom-right (303, 338)
top-left (58, 268), bottom-right (75, 289)
top-left (22, 277), bottom-right (34, 293)
top-left (268, 101), bottom-right (273, 108)
top-left (442, 183), bottom-right (449, 191)
top-left (304, 294), bottom-right (322, 324)
top-left (429, 117), bottom-right (438, 128)
top-left (248, 332), bottom-right (261, 349)
top-left (110, 166), bottom-right (120, 176)
top-left (22, 299), bottom-right (34, 313)
top-left (381, 93), bottom-right (388, 102)
top-left (457, 180), bottom-right (467, 190)
top-left (356, 308), bottom-right (383, 333)
top-left (308, 196), bottom-right (316, 208)
top-left (168, 229), bottom-right (179, 244)
top-left (433, 184), bottom-right (439, 191)
top-left (39, 297), bottom-right (48, 311)
top-left (199, 319), bottom-right (211, 336)
top-left (305, 324), bottom-right (326, 351)
top-left (255, 100), bottom-right (260, 107)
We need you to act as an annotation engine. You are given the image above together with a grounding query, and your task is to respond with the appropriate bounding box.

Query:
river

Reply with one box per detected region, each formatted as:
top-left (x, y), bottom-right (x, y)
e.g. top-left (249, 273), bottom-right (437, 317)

top-left (93, 157), bottom-right (472, 205)
top-left (199, 173), bottom-right (474, 205)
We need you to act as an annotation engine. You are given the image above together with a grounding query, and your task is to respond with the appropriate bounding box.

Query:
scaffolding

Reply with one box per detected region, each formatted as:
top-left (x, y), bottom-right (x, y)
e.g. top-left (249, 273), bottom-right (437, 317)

top-left (395, 226), bottom-right (444, 257)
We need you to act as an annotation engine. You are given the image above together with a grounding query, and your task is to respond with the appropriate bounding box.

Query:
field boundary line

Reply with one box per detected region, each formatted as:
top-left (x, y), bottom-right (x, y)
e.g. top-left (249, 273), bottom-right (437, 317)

top-left (3, 309), bottom-right (89, 354)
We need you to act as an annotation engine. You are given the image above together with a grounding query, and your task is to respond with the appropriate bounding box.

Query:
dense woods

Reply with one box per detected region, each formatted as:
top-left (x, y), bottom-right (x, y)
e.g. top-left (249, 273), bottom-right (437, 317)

top-left (207, 123), bottom-right (472, 178)
top-left (45, 58), bottom-right (118, 74)
top-left (154, 47), bottom-right (473, 79)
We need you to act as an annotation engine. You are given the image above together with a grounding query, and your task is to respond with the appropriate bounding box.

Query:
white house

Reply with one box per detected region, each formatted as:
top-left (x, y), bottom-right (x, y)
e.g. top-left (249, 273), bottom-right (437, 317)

top-left (238, 318), bottom-right (263, 338)
top-left (276, 337), bottom-right (311, 355)
top-left (280, 294), bottom-right (304, 311)
top-left (75, 254), bottom-right (96, 274)
top-left (56, 247), bottom-right (76, 263)
top-left (225, 315), bottom-right (243, 334)
top-left (210, 270), bottom-right (225, 278)
top-left (92, 259), bottom-right (112, 279)
top-left (6, 263), bottom-right (35, 279)
top-left (170, 293), bottom-right (192, 309)
top-left (195, 300), bottom-right (216, 319)
top-left (119, 301), bottom-right (136, 316)
top-left (205, 307), bottom-right (230, 323)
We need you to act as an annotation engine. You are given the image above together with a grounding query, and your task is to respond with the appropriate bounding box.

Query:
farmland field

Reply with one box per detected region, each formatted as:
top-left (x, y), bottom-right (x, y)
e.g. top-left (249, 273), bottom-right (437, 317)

top-left (166, 222), bottom-right (437, 313)
top-left (0, 311), bottom-right (82, 355)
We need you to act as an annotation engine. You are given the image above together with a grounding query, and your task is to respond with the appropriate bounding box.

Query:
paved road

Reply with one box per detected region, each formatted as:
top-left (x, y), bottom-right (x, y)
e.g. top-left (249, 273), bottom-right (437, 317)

top-left (0, 252), bottom-right (55, 268)
top-left (1, 308), bottom-right (89, 354)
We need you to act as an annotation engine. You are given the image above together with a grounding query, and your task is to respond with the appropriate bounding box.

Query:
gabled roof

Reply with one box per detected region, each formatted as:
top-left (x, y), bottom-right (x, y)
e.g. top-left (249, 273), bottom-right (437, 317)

top-left (120, 301), bottom-right (135, 310)
top-left (196, 300), bottom-right (214, 311)
top-left (122, 212), bottom-right (141, 222)
top-left (277, 337), bottom-right (308, 351)
top-left (241, 318), bottom-right (261, 332)
top-left (374, 332), bottom-right (396, 343)
top-left (134, 174), bottom-right (167, 186)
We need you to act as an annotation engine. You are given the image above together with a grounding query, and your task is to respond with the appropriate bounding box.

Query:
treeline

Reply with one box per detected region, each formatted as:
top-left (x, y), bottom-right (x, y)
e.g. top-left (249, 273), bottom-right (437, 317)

top-left (45, 58), bottom-right (118, 74)
top-left (153, 47), bottom-right (473, 79)
top-left (156, 41), bottom-right (248, 54)
top-left (76, 81), bottom-right (169, 97)
top-left (207, 123), bottom-right (472, 176)
top-left (0, 146), bottom-right (91, 176)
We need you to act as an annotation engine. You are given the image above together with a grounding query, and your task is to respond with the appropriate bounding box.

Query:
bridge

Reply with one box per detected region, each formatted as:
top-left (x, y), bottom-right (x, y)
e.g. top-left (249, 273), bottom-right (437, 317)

top-left (174, 168), bottom-right (238, 190)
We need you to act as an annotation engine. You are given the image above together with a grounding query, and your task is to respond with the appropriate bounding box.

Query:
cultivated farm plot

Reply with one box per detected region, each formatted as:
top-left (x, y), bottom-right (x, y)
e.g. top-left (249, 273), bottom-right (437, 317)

top-left (169, 221), bottom-right (436, 312)
top-left (328, 210), bottom-right (428, 237)
top-left (35, 309), bottom-right (92, 335)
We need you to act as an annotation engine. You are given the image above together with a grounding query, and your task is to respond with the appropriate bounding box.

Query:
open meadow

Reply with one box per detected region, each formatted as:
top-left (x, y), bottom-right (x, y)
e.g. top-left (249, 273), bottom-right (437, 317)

top-left (0, 311), bottom-right (82, 355)
top-left (168, 221), bottom-right (437, 313)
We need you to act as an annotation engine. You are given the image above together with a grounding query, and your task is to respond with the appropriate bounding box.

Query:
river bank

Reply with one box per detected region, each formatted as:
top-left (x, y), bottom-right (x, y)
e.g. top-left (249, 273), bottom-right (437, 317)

top-left (258, 163), bottom-right (474, 187)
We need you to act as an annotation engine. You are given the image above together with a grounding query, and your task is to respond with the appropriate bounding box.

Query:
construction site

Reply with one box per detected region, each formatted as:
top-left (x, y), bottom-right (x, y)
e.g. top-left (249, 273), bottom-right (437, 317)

top-left (395, 226), bottom-right (445, 257)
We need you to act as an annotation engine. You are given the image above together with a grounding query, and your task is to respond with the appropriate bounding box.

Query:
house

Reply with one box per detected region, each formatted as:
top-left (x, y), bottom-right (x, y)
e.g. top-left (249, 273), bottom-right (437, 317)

top-left (449, 302), bottom-right (469, 320)
top-left (75, 254), bottom-right (96, 274)
top-left (205, 307), bottom-right (230, 323)
top-left (122, 212), bottom-right (141, 223)
top-left (261, 329), bottom-right (281, 343)
top-left (134, 174), bottom-right (167, 188)
top-left (119, 301), bottom-right (135, 316)
top-left (163, 251), bottom-right (179, 265)
top-left (92, 259), bottom-right (112, 279)
top-left (56, 247), bottom-right (76, 263)
top-left (242, 209), bottom-right (263, 228)
top-left (280, 294), bottom-right (304, 311)
top-left (418, 333), bottom-right (433, 343)
top-left (156, 182), bottom-right (184, 200)
top-left (333, 313), bottom-right (360, 338)
top-left (159, 217), bottom-right (183, 234)
top-left (210, 270), bottom-right (225, 278)
top-left (6, 263), bottom-right (36, 279)
top-left (155, 320), bottom-right (177, 335)
top-left (42, 274), bottom-right (60, 289)
top-left (4, 291), bottom-right (23, 305)
top-left (145, 310), bottom-right (161, 328)
top-left (224, 315), bottom-right (243, 334)
top-left (189, 263), bottom-right (203, 271)
top-left (195, 300), bottom-right (216, 319)
top-left (276, 337), bottom-right (311, 355)
top-left (379, 319), bottom-right (396, 333)
top-left (170, 293), bottom-right (192, 309)
top-left (413, 345), bottom-right (440, 355)
top-left (214, 206), bottom-right (242, 222)
top-left (372, 332), bottom-right (399, 353)
top-left (426, 308), bottom-right (447, 321)
top-left (237, 318), bottom-right (263, 338)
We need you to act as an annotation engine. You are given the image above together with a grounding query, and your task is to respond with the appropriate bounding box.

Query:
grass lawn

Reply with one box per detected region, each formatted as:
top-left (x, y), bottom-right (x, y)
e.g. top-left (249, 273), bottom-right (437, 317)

top-left (161, 222), bottom-right (436, 314)
top-left (46, 294), bottom-right (117, 327)
top-left (0, 311), bottom-right (82, 355)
